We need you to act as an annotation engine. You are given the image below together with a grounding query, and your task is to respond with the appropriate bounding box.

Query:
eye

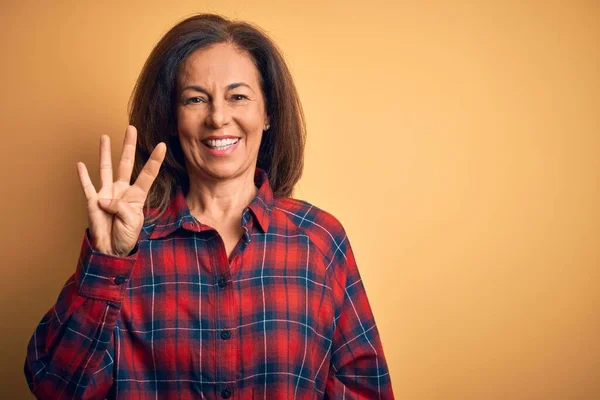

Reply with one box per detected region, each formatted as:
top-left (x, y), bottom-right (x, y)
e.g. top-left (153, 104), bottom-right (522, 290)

top-left (185, 97), bottom-right (206, 104)
top-left (231, 94), bottom-right (249, 101)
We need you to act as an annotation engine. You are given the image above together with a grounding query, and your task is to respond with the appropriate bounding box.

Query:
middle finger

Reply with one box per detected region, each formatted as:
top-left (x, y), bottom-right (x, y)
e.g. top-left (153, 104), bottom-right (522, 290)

top-left (117, 125), bottom-right (137, 184)
top-left (99, 135), bottom-right (114, 189)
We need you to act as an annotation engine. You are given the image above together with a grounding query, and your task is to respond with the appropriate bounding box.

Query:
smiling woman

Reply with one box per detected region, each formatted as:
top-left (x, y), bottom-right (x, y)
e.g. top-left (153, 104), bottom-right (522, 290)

top-left (176, 44), bottom-right (269, 189)
top-left (129, 14), bottom-right (306, 223)
top-left (24, 13), bottom-right (394, 399)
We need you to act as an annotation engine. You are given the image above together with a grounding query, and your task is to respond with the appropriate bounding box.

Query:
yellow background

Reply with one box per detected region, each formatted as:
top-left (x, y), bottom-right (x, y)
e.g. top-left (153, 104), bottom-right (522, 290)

top-left (1, 1), bottom-right (598, 398)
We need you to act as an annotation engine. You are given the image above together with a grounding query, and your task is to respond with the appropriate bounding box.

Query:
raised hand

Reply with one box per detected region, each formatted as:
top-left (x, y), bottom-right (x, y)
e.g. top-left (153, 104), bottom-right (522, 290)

top-left (77, 125), bottom-right (167, 257)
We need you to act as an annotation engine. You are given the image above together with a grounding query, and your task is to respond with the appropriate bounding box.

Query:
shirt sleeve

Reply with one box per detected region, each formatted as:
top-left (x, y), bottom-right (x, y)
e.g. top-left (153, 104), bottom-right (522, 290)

top-left (325, 232), bottom-right (395, 399)
top-left (24, 228), bottom-right (138, 400)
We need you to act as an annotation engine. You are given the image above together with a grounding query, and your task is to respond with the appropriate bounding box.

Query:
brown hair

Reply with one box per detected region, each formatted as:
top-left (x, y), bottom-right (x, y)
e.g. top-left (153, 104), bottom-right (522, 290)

top-left (129, 13), bottom-right (306, 222)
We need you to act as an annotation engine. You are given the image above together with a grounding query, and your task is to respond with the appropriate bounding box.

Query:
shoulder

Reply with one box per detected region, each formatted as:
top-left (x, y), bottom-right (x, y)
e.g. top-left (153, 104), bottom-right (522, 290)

top-left (272, 197), bottom-right (348, 261)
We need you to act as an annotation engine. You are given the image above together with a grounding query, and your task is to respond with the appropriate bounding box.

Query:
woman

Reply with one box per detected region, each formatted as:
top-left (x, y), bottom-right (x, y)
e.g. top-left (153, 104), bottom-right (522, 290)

top-left (24, 14), bottom-right (394, 399)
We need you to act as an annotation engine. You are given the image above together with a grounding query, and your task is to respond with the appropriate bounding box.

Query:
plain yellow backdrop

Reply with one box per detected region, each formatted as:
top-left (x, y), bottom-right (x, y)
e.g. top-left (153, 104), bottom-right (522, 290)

top-left (1, 1), bottom-right (599, 399)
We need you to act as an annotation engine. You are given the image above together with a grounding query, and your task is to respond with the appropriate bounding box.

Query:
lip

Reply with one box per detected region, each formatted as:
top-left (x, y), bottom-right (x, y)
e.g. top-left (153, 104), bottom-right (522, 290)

top-left (202, 135), bottom-right (240, 141)
top-left (202, 137), bottom-right (241, 156)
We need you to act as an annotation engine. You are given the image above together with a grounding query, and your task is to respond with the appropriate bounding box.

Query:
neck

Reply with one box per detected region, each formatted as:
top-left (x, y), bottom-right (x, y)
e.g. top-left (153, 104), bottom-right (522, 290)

top-left (185, 168), bottom-right (258, 222)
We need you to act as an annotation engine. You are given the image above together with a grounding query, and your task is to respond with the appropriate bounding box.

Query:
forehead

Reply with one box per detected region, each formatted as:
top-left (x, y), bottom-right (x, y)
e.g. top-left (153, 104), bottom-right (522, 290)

top-left (178, 43), bottom-right (260, 86)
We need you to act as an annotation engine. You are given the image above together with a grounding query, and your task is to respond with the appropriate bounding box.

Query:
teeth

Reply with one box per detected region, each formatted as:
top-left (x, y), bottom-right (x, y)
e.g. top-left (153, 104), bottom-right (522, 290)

top-left (205, 138), bottom-right (239, 148)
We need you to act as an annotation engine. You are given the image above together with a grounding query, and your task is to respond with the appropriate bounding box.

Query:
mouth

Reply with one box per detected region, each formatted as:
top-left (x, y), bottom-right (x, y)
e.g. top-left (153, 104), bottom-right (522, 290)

top-left (201, 137), bottom-right (241, 156)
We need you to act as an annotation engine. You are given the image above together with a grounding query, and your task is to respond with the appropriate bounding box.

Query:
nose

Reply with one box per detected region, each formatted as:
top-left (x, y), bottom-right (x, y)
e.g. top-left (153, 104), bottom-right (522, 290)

top-left (206, 98), bottom-right (231, 128)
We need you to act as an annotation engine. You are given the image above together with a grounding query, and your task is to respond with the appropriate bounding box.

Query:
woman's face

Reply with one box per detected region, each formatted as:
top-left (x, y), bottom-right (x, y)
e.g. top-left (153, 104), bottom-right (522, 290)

top-left (176, 42), bottom-right (269, 182)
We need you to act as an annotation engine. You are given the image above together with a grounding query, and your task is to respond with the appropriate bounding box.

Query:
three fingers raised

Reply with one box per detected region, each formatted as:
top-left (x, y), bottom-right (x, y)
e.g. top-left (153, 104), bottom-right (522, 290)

top-left (76, 125), bottom-right (167, 201)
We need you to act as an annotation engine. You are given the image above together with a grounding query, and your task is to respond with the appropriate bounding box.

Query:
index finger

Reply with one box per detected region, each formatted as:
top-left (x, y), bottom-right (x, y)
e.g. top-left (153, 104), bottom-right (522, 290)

top-left (132, 142), bottom-right (167, 194)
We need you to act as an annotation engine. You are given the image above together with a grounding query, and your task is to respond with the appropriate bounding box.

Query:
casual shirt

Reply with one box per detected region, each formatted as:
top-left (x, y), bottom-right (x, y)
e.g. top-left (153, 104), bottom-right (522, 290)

top-left (25, 168), bottom-right (394, 399)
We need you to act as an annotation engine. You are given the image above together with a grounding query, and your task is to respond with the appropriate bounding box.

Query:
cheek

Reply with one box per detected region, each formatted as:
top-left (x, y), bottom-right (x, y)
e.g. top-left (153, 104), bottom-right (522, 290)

top-left (177, 107), bottom-right (203, 131)
top-left (239, 106), bottom-right (266, 134)
top-left (245, 130), bottom-right (264, 155)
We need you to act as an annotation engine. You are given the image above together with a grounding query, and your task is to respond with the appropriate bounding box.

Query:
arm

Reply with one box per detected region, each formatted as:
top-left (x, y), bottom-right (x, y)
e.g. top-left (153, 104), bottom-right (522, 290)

top-left (325, 234), bottom-right (394, 399)
top-left (24, 229), bottom-right (137, 399)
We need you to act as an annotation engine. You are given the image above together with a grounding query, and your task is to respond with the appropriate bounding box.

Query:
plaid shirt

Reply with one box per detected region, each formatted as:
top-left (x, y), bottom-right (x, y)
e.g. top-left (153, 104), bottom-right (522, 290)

top-left (25, 168), bottom-right (394, 399)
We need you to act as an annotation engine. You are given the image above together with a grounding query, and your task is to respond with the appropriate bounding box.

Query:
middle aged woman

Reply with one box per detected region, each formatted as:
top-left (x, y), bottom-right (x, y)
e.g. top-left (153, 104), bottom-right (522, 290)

top-left (25, 13), bottom-right (394, 399)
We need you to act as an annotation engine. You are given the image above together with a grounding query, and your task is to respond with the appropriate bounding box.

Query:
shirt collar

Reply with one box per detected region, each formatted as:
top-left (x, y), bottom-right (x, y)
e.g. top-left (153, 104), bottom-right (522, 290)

top-left (145, 168), bottom-right (273, 240)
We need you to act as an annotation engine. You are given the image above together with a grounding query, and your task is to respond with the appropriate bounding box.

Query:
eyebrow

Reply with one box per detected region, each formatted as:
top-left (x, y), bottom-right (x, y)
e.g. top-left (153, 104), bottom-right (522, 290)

top-left (181, 82), bottom-right (254, 94)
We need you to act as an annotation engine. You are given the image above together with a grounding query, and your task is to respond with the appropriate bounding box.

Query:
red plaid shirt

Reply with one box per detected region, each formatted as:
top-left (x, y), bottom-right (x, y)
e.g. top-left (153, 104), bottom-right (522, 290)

top-left (25, 168), bottom-right (394, 399)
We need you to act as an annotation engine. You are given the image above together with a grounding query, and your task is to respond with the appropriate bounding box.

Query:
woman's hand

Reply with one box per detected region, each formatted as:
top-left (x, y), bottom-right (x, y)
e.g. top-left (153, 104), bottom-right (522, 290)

top-left (76, 125), bottom-right (167, 257)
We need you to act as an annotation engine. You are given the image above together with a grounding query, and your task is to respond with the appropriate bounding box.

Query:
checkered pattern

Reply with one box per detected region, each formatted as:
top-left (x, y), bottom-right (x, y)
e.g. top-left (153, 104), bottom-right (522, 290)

top-left (25, 168), bottom-right (394, 399)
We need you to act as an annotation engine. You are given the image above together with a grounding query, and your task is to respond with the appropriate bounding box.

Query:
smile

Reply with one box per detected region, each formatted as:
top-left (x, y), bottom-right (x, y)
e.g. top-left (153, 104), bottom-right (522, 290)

top-left (202, 138), bottom-right (240, 150)
top-left (201, 137), bottom-right (241, 156)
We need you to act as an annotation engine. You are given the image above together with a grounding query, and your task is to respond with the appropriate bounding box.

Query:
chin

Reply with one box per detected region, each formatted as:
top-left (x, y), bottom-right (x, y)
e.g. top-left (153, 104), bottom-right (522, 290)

top-left (200, 162), bottom-right (249, 181)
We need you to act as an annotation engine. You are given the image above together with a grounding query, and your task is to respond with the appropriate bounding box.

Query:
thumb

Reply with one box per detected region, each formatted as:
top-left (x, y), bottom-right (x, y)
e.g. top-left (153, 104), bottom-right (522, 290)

top-left (98, 198), bottom-right (125, 216)
top-left (98, 198), bottom-right (111, 207)
top-left (97, 198), bottom-right (138, 225)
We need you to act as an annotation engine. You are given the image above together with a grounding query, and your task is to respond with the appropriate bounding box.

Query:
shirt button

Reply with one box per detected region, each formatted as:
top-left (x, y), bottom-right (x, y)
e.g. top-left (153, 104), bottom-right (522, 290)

top-left (221, 387), bottom-right (232, 398)
top-left (114, 275), bottom-right (126, 285)
top-left (220, 330), bottom-right (231, 340)
top-left (217, 275), bottom-right (227, 288)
